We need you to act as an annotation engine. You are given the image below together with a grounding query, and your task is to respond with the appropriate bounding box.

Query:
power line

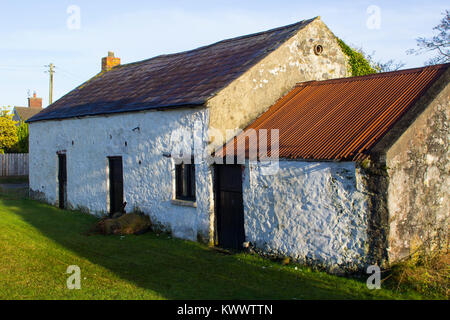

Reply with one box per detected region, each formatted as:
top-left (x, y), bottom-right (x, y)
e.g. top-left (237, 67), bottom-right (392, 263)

top-left (0, 65), bottom-right (43, 69)
top-left (55, 66), bottom-right (84, 81)
top-left (0, 66), bottom-right (44, 71)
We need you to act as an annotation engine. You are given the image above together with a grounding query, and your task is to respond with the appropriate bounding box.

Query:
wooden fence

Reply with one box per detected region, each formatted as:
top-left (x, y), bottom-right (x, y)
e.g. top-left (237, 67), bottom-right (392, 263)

top-left (0, 153), bottom-right (29, 176)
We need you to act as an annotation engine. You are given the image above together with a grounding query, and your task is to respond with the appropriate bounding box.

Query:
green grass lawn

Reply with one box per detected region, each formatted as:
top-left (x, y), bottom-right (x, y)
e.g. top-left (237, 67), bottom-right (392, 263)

top-left (0, 193), bottom-right (432, 300)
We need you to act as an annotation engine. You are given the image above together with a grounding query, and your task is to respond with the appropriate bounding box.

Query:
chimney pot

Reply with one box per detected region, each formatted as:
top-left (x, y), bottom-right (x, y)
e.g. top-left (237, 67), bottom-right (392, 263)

top-left (28, 92), bottom-right (42, 108)
top-left (102, 51), bottom-right (121, 72)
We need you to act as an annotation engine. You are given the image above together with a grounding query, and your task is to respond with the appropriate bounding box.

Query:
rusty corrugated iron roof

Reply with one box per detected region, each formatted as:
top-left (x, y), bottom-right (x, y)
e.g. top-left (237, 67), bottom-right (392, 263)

top-left (27, 18), bottom-right (316, 123)
top-left (219, 63), bottom-right (449, 161)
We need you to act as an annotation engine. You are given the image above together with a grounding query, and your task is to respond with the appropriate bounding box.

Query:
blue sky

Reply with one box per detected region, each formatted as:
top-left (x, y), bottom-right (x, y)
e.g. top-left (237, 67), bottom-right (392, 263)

top-left (0, 0), bottom-right (448, 109)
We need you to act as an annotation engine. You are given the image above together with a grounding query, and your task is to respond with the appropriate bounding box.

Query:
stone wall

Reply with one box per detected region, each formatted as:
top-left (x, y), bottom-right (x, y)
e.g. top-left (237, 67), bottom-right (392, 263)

top-left (29, 107), bottom-right (214, 242)
top-left (207, 18), bottom-right (349, 150)
top-left (242, 160), bottom-right (371, 272)
top-left (386, 82), bottom-right (449, 262)
top-left (355, 161), bottom-right (390, 268)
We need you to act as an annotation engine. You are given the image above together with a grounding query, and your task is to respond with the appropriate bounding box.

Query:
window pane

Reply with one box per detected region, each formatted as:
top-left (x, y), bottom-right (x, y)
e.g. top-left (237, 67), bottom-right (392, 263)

top-left (183, 164), bottom-right (188, 197)
top-left (175, 162), bottom-right (195, 201)
top-left (176, 164), bottom-right (183, 197)
top-left (190, 164), bottom-right (196, 200)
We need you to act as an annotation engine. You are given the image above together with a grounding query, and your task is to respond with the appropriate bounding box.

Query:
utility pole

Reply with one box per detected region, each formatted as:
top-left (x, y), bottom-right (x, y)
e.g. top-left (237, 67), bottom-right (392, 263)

top-left (46, 63), bottom-right (55, 105)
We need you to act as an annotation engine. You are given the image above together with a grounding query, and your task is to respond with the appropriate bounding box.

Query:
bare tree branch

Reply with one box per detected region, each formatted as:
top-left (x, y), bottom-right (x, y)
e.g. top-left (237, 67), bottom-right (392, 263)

top-left (407, 10), bottom-right (450, 65)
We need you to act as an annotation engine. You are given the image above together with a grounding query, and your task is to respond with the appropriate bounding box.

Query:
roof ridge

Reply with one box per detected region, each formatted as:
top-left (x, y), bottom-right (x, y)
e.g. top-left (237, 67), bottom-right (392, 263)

top-left (116, 18), bottom-right (317, 69)
top-left (296, 63), bottom-right (450, 87)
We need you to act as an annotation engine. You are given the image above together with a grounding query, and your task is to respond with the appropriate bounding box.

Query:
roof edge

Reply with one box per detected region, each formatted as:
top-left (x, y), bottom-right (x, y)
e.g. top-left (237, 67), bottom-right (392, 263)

top-left (369, 66), bottom-right (450, 156)
top-left (296, 63), bottom-right (450, 87)
top-left (26, 102), bottom-right (206, 124)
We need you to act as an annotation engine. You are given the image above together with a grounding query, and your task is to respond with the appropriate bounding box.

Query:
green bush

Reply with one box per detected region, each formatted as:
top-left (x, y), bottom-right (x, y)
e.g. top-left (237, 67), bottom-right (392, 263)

top-left (337, 38), bottom-right (379, 76)
top-left (0, 108), bottom-right (18, 153)
top-left (15, 122), bottom-right (29, 153)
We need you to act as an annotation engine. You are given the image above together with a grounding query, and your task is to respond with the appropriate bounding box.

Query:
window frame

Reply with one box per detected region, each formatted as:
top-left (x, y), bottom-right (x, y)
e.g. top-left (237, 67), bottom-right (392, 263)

top-left (175, 161), bottom-right (196, 202)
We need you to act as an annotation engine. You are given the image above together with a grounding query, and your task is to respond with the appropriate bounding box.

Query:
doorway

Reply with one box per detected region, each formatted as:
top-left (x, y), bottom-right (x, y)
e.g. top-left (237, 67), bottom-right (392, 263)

top-left (108, 156), bottom-right (124, 215)
top-left (57, 153), bottom-right (67, 209)
top-left (214, 165), bottom-right (245, 251)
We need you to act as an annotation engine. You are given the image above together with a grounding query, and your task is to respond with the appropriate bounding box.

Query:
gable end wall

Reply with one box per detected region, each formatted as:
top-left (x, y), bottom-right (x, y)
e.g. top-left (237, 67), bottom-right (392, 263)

top-left (386, 81), bottom-right (449, 262)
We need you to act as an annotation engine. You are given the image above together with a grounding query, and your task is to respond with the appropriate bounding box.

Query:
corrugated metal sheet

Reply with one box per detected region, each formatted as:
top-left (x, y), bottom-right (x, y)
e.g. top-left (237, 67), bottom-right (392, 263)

top-left (219, 64), bottom-right (448, 161)
top-left (28, 18), bottom-right (316, 123)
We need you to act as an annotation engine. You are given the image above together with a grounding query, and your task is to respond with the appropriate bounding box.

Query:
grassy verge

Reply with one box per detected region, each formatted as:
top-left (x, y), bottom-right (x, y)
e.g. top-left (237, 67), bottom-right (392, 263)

top-left (0, 193), bottom-right (442, 300)
top-left (383, 251), bottom-right (449, 298)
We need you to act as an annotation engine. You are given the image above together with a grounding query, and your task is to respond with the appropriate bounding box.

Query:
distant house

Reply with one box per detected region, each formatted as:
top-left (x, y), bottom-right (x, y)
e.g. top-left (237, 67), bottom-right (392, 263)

top-left (26, 17), bottom-right (449, 272)
top-left (13, 92), bottom-right (43, 124)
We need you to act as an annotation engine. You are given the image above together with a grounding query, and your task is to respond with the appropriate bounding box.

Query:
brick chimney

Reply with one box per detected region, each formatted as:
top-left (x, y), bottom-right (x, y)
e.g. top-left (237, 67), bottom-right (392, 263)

top-left (102, 51), bottom-right (121, 72)
top-left (28, 92), bottom-right (43, 108)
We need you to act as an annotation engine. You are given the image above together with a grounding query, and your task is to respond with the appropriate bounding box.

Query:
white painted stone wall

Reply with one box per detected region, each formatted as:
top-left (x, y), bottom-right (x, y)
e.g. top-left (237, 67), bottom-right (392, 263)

top-left (29, 107), bottom-right (213, 241)
top-left (243, 160), bottom-right (370, 270)
top-left (30, 109), bottom-right (371, 269)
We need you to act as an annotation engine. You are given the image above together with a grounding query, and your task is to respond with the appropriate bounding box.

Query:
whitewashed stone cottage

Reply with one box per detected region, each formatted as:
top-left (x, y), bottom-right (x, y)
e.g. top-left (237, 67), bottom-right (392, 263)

top-left (27, 17), bottom-right (449, 272)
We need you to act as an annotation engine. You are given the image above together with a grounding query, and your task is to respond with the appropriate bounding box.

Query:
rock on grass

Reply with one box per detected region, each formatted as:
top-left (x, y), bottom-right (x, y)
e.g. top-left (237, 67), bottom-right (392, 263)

top-left (90, 213), bottom-right (152, 235)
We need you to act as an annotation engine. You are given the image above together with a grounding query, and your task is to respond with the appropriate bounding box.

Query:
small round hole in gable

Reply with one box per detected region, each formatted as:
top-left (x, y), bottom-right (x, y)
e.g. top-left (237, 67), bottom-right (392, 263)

top-left (314, 44), bottom-right (323, 55)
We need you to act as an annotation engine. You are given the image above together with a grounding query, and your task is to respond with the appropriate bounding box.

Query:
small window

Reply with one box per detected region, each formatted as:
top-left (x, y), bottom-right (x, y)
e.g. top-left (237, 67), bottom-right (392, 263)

top-left (175, 162), bottom-right (196, 202)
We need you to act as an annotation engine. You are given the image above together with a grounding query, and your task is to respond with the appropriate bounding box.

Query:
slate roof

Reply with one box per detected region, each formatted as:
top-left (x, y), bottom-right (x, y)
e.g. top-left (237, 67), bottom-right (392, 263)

top-left (218, 63), bottom-right (449, 161)
top-left (14, 107), bottom-right (43, 122)
top-left (28, 18), bottom-right (316, 123)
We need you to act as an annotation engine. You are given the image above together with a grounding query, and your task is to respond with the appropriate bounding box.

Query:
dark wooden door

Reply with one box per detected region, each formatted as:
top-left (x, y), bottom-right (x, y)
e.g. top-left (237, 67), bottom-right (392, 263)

top-left (58, 154), bottom-right (67, 209)
top-left (215, 165), bottom-right (245, 251)
top-left (109, 157), bottom-right (123, 215)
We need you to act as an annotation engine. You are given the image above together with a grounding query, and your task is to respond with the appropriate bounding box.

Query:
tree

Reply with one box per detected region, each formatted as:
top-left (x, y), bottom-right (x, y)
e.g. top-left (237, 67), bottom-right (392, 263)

top-left (407, 10), bottom-right (450, 65)
top-left (0, 108), bottom-right (18, 154)
top-left (374, 59), bottom-right (406, 73)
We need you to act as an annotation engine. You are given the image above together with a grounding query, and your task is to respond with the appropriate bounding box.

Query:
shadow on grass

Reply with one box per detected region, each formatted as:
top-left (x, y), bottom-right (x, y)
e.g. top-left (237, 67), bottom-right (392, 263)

top-left (2, 196), bottom-right (402, 300)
